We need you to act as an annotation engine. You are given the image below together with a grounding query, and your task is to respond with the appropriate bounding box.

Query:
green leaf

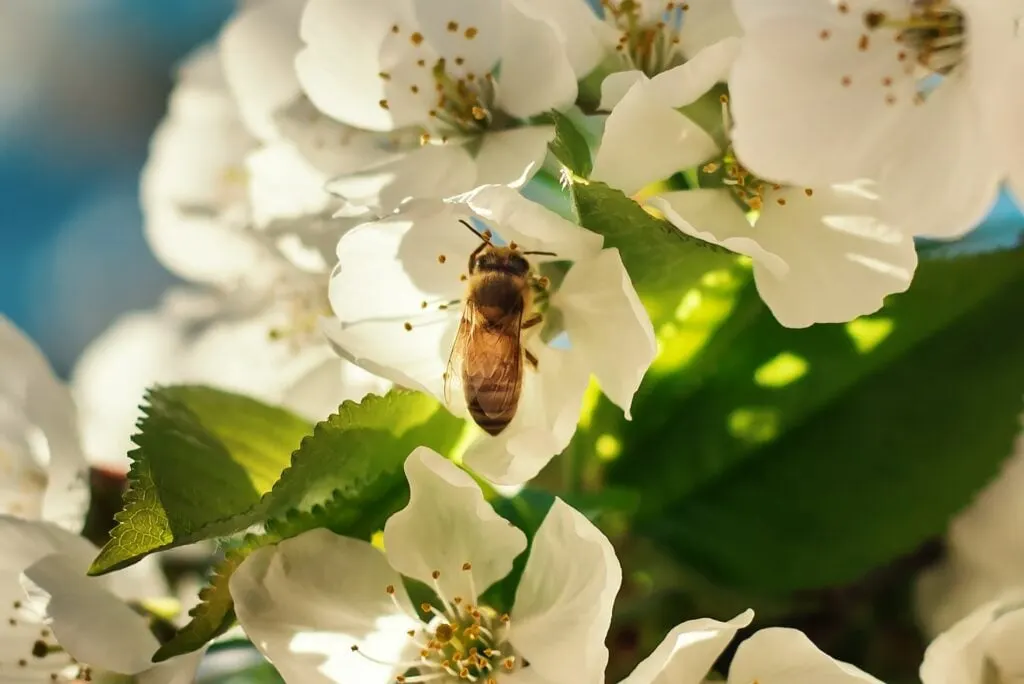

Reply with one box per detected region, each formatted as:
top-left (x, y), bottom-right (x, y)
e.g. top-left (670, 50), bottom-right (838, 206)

top-left (152, 389), bottom-right (464, 659)
top-left (569, 180), bottom-right (737, 322)
top-left (90, 387), bottom-right (310, 574)
top-left (612, 248), bottom-right (1024, 593)
top-left (546, 109), bottom-right (593, 177)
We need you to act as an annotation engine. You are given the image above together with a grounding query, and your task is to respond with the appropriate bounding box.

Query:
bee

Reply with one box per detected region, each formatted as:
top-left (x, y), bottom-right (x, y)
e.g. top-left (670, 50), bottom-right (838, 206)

top-left (444, 220), bottom-right (553, 436)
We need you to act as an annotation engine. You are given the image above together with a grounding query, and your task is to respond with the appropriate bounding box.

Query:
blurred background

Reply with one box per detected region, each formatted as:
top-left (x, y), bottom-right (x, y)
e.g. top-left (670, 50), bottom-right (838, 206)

top-left (0, 0), bottom-right (233, 375)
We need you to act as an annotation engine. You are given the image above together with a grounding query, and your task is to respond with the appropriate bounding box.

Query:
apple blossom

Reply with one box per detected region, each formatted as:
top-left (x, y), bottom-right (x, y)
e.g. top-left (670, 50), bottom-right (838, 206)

top-left (591, 40), bottom-right (918, 328)
top-left (728, 0), bottom-right (1024, 239)
top-left (324, 184), bottom-right (655, 484)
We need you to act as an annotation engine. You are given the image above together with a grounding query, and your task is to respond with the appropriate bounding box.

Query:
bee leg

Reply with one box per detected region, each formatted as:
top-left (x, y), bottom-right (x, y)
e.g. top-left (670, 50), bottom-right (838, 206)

top-left (529, 275), bottom-right (550, 292)
top-left (521, 313), bottom-right (543, 330)
top-left (524, 348), bottom-right (539, 370)
top-left (467, 241), bottom-right (488, 274)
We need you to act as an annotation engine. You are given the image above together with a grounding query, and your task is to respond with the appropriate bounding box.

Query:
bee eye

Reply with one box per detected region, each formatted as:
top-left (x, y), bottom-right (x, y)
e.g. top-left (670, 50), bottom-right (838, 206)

top-left (508, 255), bottom-right (529, 275)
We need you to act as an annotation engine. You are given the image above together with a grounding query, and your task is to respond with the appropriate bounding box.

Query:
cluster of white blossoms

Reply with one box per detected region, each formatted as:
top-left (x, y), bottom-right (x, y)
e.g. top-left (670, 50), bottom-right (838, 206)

top-left (17, 0), bottom-right (1018, 681)
top-left (0, 317), bottom-right (202, 682)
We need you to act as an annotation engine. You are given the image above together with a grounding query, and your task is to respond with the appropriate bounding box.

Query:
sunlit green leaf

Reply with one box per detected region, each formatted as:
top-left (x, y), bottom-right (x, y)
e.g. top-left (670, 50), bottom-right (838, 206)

top-left (90, 387), bottom-right (310, 574)
top-left (613, 248), bottom-right (1024, 592)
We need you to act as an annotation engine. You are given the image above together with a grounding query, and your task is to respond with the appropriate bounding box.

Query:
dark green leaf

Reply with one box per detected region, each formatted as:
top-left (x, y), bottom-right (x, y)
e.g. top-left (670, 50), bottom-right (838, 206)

top-left (613, 248), bottom-right (1024, 593)
top-left (90, 387), bottom-right (310, 574)
top-left (152, 390), bottom-right (464, 659)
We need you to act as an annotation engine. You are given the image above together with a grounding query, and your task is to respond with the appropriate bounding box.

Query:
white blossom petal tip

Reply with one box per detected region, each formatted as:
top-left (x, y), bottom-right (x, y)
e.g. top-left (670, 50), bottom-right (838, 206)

top-left (729, 627), bottom-right (884, 684)
top-left (621, 609), bottom-right (754, 684)
top-left (383, 448), bottom-right (527, 601)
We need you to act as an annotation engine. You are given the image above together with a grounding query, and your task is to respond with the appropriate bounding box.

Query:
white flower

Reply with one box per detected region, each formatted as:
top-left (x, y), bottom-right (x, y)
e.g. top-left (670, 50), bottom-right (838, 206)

top-left (0, 317), bottom-right (88, 530)
top-left (915, 413), bottom-right (1024, 635)
top-left (231, 448), bottom-right (876, 684)
top-left (728, 0), bottom-right (1024, 239)
top-left (230, 447), bottom-right (621, 684)
top-left (921, 595), bottom-right (1024, 684)
top-left (324, 185), bottom-right (655, 484)
top-left (294, 0), bottom-right (581, 209)
top-left (514, 0), bottom-right (742, 107)
top-left (0, 515), bottom-right (201, 683)
top-left (140, 44), bottom-right (277, 291)
top-left (591, 40), bottom-right (918, 328)
top-left (72, 288), bottom-right (388, 472)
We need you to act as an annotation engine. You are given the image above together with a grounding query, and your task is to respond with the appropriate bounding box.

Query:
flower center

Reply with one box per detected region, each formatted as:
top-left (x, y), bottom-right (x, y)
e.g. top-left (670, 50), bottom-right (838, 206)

top-left (357, 564), bottom-right (521, 683)
top-left (425, 60), bottom-right (508, 138)
top-left (603, 0), bottom-right (687, 76)
top-left (864, 1), bottom-right (966, 76)
top-left (701, 147), bottom-right (785, 213)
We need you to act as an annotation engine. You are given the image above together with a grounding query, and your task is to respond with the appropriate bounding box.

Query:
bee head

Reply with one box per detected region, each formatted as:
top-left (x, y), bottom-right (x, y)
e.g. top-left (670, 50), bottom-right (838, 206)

top-left (473, 246), bottom-right (530, 276)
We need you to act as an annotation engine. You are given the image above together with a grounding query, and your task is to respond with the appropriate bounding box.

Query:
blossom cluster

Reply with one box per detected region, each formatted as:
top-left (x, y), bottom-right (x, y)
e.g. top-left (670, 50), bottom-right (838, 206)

top-left (1, 0), bottom-right (1021, 682)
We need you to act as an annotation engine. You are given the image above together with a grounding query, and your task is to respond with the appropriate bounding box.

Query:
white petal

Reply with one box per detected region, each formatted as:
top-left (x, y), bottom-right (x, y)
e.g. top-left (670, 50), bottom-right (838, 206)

top-left (413, 0), bottom-right (502, 74)
top-left (297, 0), bottom-right (420, 131)
top-left (913, 557), bottom-right (1009, 639)
top-left (646, 37), bottom-right (741, 109)
top-left (553, 249), bottom-right (655, 416)
top-left (473, 126), bottom-right (554, 188)
top-left (327, 143), bottom-right (477, 213)
top-left (599, 70), bottom-right (648, 112)
top-left (919, 598), bottom-right (1006, 684)
top-left (621, 610), bottom-right (754, 684)
top-left (592, 83), bottom-right (718, 196)
top-left (496, 1), bottom-right (578, 118)
top-left (677, 0), bottom-right (743, 59)
top-left (140, 48), bottom-right (272, 288)
top-left (273, 97), bottom-right (408, 178)
top-left (0, 317), bottom-right (88, 529)
top-left (982, 603), bottom-right (1024, 682)
top-left (728, 12), bottom-right (914, 186)
top-left (729, 628), bottom-right (884, 684)
top-left (457, 183), bottom-right (604, 260)
top-left (384, 448), bottom-right (527, 600)
top-left (650, 189), bottom-right (787, 275)
top-left (510, 499), bottom-right (621, 684)
top-left (24, 553), bottom-right (160, 675)
top-left (231, 529), bottom-right (420, 684)
top-left (510, 0), bottom-right (608, 77)
top-left (246, 142), bottom-right (334, 229)
top-left (462, 344), bottom-right (591, 485)
top-left (751, 183), bottom-right (917, 328)
top-left (219, 0), bottom-right (303, 141)
top-left (327, 202), bottom-right (475, 396)
top-left (872, 76), bottom-right (1001, 239)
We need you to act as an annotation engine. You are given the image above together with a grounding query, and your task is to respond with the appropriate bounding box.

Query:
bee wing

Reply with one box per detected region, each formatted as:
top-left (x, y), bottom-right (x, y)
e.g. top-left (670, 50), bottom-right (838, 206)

top-left (462, 308), bottom-right (524, 420)
top-left (443, 309), bottom-right (472, 407)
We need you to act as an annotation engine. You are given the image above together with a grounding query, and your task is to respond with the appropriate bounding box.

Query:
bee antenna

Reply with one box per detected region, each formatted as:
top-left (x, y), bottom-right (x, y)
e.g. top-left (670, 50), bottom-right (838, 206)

top-left (458, 219), bottom-right (490, 243)
top-left (522, 250), bottom-right (558, 257)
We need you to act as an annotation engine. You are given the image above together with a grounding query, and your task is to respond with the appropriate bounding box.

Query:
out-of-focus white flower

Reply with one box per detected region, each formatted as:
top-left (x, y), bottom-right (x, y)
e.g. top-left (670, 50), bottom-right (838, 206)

top-left (0, 317), bottom-right (88, 530)
top-left (591, 40), bottom-right (918, 328)
top-left (920, 595), bottom-right (1024, 684)
top-left (0, 515), bottom-right (201, 683)
top-left (230, 447), bottom-right (622, 683)
top-left (916, 415), bottom-right (1024, 635)
top-left (295, 0), bottom-right (584, 210)
top-left (140, 45), bottom-right (277, 291)
top-left (728, 0), bottom-right (1024, 239)
top-left (72, 287), bottom-right (389, 473)
top-left (324, 185), bottom-right (654, 484)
